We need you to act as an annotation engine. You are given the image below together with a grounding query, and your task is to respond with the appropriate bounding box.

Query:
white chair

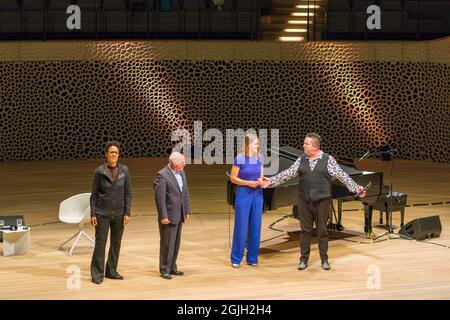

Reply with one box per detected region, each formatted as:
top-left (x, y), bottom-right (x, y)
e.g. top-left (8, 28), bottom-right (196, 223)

top-left (58, 193), bottom-right (95, 256)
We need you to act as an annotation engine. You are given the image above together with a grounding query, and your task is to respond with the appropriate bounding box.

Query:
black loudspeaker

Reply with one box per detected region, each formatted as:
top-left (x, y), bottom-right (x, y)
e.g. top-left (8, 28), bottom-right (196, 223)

top-left (399, 215), bottom-right (442, 240)
top-left (0, 215), bottom-right (26, 242)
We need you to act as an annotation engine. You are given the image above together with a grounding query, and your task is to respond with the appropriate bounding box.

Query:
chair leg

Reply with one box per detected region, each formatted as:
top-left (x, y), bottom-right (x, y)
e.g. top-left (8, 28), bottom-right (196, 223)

top-left (81, 230), bottom-right (95, 247)
top-left (379, 210), bottom-right (384, 224)
top-left (59, 231), bottom-right (80, 250)
top-left (60, 226), bottom-right (95, 255)
top-left (69, 231), bottom-right (83, 256)
top-left (400, 208), bottom-right (405, 227)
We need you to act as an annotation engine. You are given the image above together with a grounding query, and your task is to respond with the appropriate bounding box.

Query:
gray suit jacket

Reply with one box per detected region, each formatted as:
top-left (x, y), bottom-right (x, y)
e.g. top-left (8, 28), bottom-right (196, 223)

top-left (153, 165), bottom-right (191, 225)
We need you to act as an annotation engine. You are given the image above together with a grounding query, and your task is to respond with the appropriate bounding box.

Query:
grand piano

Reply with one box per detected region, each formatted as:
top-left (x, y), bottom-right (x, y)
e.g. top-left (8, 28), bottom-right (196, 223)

top-left (227, 146), bottom-right (387, 238)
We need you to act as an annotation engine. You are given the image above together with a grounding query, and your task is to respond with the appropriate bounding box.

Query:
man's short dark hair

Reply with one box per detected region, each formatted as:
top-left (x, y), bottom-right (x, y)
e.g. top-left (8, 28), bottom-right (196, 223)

top-left (104, 141), bottom-right (121, 154)
top-left (305, 133), bottom-right (321, 148)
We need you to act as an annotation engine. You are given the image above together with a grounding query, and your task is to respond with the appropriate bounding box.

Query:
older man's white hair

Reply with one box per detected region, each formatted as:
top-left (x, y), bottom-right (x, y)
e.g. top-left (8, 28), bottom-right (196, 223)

top-left (169, 152), bottom-right (185, 164)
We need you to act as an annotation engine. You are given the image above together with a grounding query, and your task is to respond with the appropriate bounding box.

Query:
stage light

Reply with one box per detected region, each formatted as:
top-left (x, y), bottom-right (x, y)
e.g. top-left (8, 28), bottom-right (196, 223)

top-left (291, 12), bottom-right (315, 17)
top-left (287, 20), bottom-right (310, 24)
top-left (284, 29), bottom-right (308, 33)
top-left (296, 5), bottom-right (320, 9)
top-left (279, 36), bottom-right (305, 42)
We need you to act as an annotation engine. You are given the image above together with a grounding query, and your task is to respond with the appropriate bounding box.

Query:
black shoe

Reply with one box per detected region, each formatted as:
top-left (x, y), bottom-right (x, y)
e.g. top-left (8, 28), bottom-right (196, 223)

top-left (170, 270), bottom-right (184, 276)
top-left (321, 260), bottom-right (331, 270)
top-left (92, 279), bottom-right (103, 285)
top-left (105, 273), bottom-right (124, 280)
top-left (297, 260), bottom-right (308, 270)
top-left (161, 273), bottom-right (172, 280)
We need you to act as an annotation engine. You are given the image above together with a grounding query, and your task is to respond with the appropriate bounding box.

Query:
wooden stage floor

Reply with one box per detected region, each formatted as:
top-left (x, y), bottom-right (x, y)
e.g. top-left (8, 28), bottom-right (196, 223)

top-left (0, 158), bottom-right (449, 300)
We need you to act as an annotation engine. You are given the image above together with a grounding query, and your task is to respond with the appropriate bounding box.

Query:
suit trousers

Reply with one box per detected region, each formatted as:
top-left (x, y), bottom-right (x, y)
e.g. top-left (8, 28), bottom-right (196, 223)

top-left (298, 196), bottom-right (330, 262)
top-left (90, 215), bottom-right (124, 281)
top-left (159, 220), bottom-right (183, 274)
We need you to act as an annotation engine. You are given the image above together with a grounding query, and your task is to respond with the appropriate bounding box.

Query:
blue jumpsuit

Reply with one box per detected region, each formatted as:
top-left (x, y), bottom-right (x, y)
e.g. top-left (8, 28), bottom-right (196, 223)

top-left (231, 155), bottom-right (264, 265)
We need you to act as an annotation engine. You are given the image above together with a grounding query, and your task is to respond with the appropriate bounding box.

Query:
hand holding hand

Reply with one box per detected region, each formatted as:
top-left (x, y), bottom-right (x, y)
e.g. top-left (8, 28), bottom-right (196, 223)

top-left (248, 180), bottom-right (259, 188)
top-left (260, 177), bottom-right (271, 189)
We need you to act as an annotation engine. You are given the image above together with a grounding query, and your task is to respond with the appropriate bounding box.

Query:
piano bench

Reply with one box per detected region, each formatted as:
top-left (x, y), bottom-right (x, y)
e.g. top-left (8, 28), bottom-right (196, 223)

top-left (373, 192), bottom-right (408, 227)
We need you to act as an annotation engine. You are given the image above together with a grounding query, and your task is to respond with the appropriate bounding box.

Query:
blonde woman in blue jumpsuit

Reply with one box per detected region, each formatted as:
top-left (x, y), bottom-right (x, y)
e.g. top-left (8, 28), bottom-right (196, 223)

top-left (229, 133), bottom-right (264, 268)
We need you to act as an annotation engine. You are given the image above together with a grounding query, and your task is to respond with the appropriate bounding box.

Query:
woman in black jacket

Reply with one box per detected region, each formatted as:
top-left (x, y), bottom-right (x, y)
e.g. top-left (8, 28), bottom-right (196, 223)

top-left (90, 141), bottom-right (132, 284)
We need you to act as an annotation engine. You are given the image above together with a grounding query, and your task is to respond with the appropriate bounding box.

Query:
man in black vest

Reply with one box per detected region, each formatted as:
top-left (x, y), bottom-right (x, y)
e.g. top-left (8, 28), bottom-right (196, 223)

top-left (262, 133), bottom-right (366, 270)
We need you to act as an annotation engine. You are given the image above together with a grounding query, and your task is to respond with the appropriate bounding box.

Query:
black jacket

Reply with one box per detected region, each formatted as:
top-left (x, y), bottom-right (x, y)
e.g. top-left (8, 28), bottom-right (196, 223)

top-left (90, 163), bottom-right (132, 217)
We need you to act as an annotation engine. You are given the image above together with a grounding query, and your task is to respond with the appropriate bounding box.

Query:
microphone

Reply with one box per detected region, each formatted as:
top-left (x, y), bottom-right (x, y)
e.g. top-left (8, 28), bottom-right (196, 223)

top-left (359, 150), bottom-right (371, 161)
top-left (354, 182), bottom-right (372, 199)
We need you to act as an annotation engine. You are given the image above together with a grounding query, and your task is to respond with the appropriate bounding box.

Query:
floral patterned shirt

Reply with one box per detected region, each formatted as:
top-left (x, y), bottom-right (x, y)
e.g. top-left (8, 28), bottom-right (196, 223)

top-left (269, 151), bottom-right (359, 193)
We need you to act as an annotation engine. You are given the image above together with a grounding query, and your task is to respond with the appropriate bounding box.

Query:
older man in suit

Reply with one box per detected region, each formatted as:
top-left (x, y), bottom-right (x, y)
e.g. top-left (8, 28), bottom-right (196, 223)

top-left (154, 152), bottom-right (191, 279)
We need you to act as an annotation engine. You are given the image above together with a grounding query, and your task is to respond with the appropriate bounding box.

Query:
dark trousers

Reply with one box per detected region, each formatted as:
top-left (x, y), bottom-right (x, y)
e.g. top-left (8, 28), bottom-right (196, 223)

top-left (298, 197), bottom-right (330, 262)
top-left (90, 215), bottom-right (124, 281)
top-left (159, 221), bottom-right (182, 275)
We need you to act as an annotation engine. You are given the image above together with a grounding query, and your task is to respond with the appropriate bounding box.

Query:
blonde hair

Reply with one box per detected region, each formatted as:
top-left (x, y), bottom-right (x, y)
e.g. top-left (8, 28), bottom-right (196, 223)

top-left (243, 133), bottom-right (259, 157)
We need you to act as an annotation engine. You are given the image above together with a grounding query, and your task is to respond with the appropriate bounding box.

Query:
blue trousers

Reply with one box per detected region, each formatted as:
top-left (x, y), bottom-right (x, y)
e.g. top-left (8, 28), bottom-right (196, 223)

top-left (231, 186), bottom-right (263, 264)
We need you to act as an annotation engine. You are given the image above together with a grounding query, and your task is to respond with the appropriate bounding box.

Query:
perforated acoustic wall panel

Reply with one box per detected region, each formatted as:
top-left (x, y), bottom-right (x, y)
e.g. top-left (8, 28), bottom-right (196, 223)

top-left (0, 40), bottom-right (448, 162)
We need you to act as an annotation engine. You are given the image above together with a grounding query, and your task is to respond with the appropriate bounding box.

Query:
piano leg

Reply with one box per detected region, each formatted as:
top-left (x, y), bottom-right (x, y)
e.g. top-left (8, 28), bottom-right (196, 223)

top-left (364, 205), bottom-right (376, 239)
top-left (337, 200), bottom-right (344, 231)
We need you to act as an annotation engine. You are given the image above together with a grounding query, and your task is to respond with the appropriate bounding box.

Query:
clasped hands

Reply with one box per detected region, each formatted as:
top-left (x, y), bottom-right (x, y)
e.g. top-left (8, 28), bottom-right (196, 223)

top-left (247, 177), bottom-right (272, 189)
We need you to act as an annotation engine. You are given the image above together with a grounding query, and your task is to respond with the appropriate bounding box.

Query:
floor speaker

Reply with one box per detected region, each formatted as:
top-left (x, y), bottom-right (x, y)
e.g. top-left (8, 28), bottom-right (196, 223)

top-left (398, 215), bottom-right (441, 240)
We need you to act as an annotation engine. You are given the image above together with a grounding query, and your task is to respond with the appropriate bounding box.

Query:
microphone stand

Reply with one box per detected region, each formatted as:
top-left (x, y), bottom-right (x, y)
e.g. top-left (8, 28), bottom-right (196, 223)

top-left (362, 149), bottom-right (413, 242)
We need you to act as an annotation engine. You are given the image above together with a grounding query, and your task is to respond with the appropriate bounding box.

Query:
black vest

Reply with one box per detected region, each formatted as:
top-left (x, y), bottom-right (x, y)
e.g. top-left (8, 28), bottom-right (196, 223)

top-left (298, 153), bottom-right (332, 202)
